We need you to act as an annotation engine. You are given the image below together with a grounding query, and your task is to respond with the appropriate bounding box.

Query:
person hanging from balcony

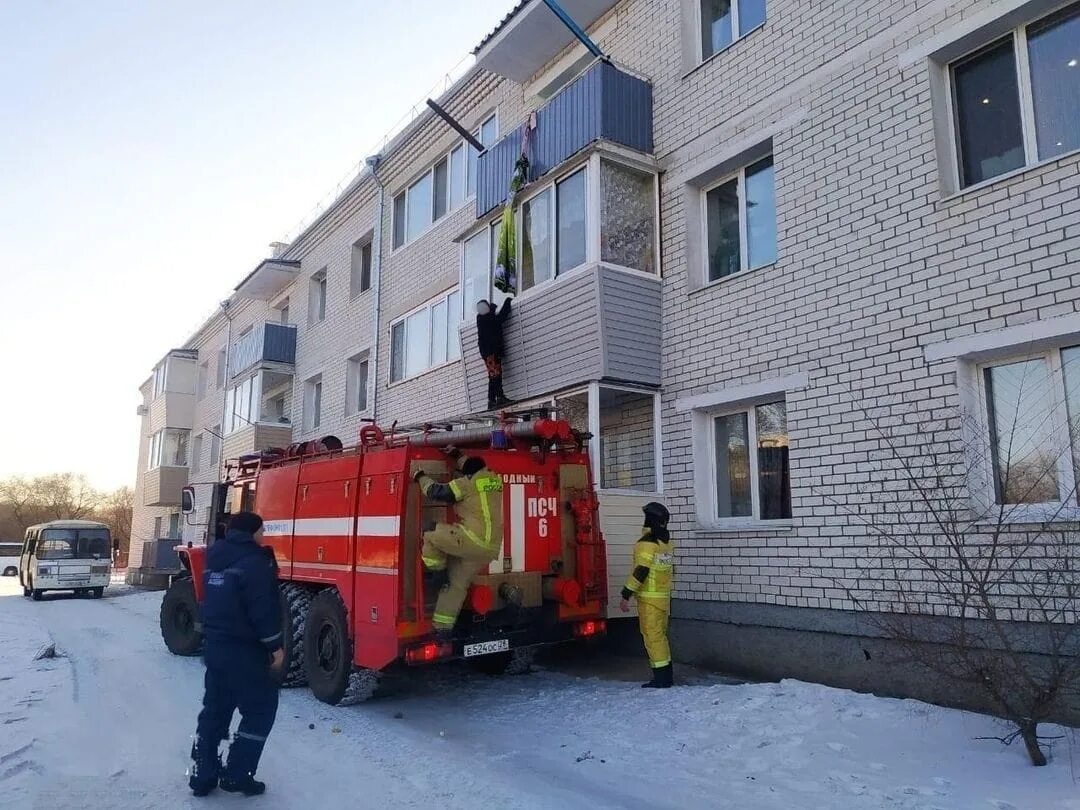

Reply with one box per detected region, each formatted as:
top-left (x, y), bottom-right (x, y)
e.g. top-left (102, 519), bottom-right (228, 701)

top-left (414, 455), bottom-right (504, 640)
top-left (619, 502), bottom-right (676, 688)
top-left (476, 297), bottom-right (513, 411)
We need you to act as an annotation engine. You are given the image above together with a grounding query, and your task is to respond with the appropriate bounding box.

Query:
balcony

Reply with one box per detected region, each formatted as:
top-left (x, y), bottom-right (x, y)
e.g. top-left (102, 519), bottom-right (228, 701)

top-left (474, 0), bottom-right (619, 84)
top-left (460, 264), bottom-right (660, 411)
top-left (230, 322), bottom-right (297, 380)
top-left (234, 258), bottom-right (301, 301)
top-left (143, 466), bottom-right (188, 507)
top-left (223, 423), bottom-right (294, 464)
top-left (476, 61), bottom-right (652, 218)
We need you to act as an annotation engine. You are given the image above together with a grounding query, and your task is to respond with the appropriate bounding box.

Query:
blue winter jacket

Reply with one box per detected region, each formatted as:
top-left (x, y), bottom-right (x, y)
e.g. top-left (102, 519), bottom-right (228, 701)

top-left (201, 530), bottom-right (283, 656)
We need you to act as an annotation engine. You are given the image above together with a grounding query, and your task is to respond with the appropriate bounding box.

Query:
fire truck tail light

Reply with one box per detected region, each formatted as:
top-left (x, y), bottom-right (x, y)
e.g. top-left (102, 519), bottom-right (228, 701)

top-left (406, 642), bottom-right (452, 665)
top-left (574, 619), bottom-right (606, 638)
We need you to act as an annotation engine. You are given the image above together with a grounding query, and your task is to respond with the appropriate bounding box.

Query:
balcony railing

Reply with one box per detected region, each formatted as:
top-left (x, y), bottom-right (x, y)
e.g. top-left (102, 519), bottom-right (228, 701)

top-left (143, 466), bottom-right (188, 507)
top-left (475, 61), bottom-right (653, 218)
top-left (459, 264), bottom-right (661, 411)
top-left (230, 323), bottom-right (297, 380)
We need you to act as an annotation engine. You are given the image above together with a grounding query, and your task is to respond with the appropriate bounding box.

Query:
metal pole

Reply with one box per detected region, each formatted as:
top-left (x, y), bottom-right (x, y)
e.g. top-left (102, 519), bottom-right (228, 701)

top-left (541, 0), bottom-right (605, 59)
top-left (425, 99), bottom-right (485, 152)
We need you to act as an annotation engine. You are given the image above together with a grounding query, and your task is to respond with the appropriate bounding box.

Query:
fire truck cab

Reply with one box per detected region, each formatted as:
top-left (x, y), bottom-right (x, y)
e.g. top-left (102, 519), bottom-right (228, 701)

top-left (160, 415), bottom-right (607, 705)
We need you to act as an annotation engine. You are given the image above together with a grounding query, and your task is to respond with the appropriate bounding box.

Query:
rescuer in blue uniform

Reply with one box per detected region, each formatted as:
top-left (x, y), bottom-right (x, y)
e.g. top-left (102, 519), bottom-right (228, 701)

top-left (188, 511), bottom-right (284, 797)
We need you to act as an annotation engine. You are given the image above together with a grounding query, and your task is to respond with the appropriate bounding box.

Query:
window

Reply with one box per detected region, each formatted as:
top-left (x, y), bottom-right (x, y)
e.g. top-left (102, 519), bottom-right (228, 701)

top-left (521, 167), bottom-right (589, 292)
top-left (167, 513), bottom-right (181, 540)
top-left (209, 428), bottom-right (221, 467)
top-left (704, 155), bottom-right (776, 282)
top-left (700, 0), bottom-right (766, 60)
top-left (950, 4), bottom-right (1080, 188)
top-left (346, 353), bottom-right (370, 416)
top-left (392, 113), bottom-right (499, 250)
top-left (309, 269), bottom-right (327, 324)
top-left (462, 222), bottom-right (510, 318)
top-left (599, 388), bottom-right (658, 492)
top-left (152, 361), bottom-right (167, 398)
top-left (259, 370), bottom-right (292, 424)
top-left (979, 346), bottom-right (1080, 508)
top-left (154, 516), bottom-right (163, 539)
top-left (350, 239), bottom-right (372, 298)
top-left (711, 401), bottom-right (790, 521)
top-left (389, 290), bottom-right (461, 382)
top-left (224, 375), bottom-right (257, 434)
top-left (276, 298), bottom-right (290, 325)
top-left (304, 375), bottom-right (323, 431)
top-left (192, 433), bottom-right (203, 473)
top-left (216, 348), bottom-right (227, 389)
top-left (196, 362), bottom-right (209, 401)
top-left (147, 428), bottom-right (190, 469)
top-left (600, 160), bottom-right (656, 273)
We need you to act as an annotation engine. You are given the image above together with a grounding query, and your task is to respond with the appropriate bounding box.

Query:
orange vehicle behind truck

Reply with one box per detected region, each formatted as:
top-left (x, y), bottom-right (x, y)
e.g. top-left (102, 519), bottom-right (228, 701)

top-left (159, 416), bottom-right (607, 704)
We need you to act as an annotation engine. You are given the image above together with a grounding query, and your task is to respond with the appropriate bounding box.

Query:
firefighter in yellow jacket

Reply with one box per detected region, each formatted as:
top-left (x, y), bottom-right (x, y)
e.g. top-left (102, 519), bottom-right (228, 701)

top-left (414, 456), bottom-right (504, 639)
top-left (620, 502), bottom-right (675, 688)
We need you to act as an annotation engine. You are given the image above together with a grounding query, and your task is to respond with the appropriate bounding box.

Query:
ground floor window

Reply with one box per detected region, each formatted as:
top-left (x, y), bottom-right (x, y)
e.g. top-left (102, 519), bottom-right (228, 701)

top-left (711, 400), bottom-right (790, 521)
top-left (980, 346), bottom-right (1080, 507)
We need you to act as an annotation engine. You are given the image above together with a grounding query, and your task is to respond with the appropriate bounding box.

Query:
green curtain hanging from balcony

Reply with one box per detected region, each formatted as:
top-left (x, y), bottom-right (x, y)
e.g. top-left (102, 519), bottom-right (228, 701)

top-left (494, 116), bottom-right (535, 296)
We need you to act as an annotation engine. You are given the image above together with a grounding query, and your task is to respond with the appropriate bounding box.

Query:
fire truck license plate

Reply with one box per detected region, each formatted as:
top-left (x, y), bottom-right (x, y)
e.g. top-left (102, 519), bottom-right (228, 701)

top-left (463, 639), bottom-right (509, 658)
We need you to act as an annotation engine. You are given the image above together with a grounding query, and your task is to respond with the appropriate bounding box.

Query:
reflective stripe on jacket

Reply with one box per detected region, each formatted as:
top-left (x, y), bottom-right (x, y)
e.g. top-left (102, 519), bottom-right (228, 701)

top-left (421, 471), bottom-right (504, 552)
top-left (623, 531), bottom-right (674, 603)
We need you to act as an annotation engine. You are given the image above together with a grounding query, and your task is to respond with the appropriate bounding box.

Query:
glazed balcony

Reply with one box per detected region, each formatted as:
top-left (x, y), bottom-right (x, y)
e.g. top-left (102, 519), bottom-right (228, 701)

top-left (230, 322), bottom-right (297, 380)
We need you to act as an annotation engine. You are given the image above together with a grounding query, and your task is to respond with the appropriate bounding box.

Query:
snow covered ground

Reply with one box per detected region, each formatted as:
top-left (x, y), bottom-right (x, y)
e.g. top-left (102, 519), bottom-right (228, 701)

top-left (1, 577), bottom-right (1078, 810)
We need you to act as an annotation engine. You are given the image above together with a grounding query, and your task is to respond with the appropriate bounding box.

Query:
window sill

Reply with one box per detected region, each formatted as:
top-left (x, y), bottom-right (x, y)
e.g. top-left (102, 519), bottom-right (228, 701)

top-left (942, 146), bottom-right (1080, 203)
top-left (349, 290), bottom-right (373, 302)
top-left (682, 22), bottom-right (767, 81)
top-left (690, 261), bottom-right (777, 296)
top-left (971, 503), bottom-right (1080, 526)
top-left (693, 519), bottom-right (794, 534)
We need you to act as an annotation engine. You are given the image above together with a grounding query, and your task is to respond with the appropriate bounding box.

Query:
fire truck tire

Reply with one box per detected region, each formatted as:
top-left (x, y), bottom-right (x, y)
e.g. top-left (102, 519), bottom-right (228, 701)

top-left (470, 647), bottom-right (536, 677)
top-left (160, 576), bottom-right (203, 656)
top-left (279, 582), bottom-right (314, 688)
top-left (304, 589), bottom-right (354, 705)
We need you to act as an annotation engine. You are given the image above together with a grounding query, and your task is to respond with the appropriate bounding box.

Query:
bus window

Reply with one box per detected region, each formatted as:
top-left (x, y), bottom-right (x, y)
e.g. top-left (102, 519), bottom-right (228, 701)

top-left (76, 529), bottom-right (111, 560)
top-left (38, 529), bottom-right (77, 559)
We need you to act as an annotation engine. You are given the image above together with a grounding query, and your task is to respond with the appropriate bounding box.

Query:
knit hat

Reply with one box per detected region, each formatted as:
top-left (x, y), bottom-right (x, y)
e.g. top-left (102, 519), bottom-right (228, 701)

top-left (228, 511), bottom-right (264, 535)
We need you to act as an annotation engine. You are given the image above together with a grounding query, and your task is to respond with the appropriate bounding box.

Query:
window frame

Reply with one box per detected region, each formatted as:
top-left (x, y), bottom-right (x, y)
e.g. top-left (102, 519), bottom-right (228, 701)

top-left (387, 288), bottom-right (462, 384)
top-left (391, 112), bottom-right (499, 251)
top-left (345, 351), bottom-right (371, 417)
top-left (589, 382), bottom-right (664, 496)
top-left (699, 154), bottom-right (777, 286)
top-left (702, 398), bottom-right (791, 526)
top-left (972, 346), bottom-right (1080, 520)
top-left (147, 428), bottom-right (191, 470)
top-left (192, 433), bottom-right (203, 474)
top-left (349, 238), bottom-right (373, 299)
top-left (303, 374), bottom-right (323, 432)
top-left (943, 3), bottom-right (1080, 192)
top-left (696, 0), bottom-right (768, 64)
top-left (309, 268), bottom-right (328, 324)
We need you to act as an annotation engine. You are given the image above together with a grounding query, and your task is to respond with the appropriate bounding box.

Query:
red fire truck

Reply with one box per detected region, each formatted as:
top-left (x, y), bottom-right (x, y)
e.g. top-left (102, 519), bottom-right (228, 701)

top-left (159, 416), bottom-right (607, 705)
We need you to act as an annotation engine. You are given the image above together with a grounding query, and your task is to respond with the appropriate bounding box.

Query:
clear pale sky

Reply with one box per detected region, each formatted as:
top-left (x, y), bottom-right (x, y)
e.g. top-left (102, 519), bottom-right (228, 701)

top-left (0, 0), bottom-right (516, 491)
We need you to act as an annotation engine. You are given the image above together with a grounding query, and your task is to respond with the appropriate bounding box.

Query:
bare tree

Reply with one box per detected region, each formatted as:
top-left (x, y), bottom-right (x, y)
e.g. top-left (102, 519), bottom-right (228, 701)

top-left (98, 486), bottom-right (134, 554)
top-left (35, 473), bottom-right (99, 520)
top-left (835, 379), bottom-right (1080, 766)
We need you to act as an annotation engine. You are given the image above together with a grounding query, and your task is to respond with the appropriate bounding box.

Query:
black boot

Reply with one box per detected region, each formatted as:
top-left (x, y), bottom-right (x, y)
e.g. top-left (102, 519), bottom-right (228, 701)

top-left (487, 377), bottom-right (498, 411)
top-left (220, 734), bottom-right (267, 795)
top-left (641, 664), bottom-right (673, 689)
top-left (492, 376), bottom-right (510, 408)
top-left (188, 737), bottom-right (220, 797)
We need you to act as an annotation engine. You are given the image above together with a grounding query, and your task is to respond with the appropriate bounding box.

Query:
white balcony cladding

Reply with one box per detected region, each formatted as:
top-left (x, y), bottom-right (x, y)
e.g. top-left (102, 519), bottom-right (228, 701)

top-left (473, 0), bottom-right (619, 83)
top-left (475, 61), bottom-right (653, 218)
top-left (460, 265), bottom-right (660, 412)
top-left (234, 259), bottom-right (301, 301)
top-left (229, 323), bottom-right (297, 379)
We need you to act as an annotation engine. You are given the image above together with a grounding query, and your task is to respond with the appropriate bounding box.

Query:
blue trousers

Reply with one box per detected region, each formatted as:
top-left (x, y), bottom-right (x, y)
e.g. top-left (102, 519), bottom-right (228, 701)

top-left (191, 645), bottom-right (279, 786)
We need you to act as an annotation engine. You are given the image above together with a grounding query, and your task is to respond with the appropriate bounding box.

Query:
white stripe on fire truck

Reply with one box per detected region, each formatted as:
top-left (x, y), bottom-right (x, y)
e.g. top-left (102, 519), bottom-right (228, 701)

top-left (356, 516), bottom-right (401, 537)
top-left (355, 566), bottom-right (398, 575)
top-left (292, 517), bottom-right (354, 536)
top-left (293, 562), bottom-right (351, 572)
top-left (510, 484), bottom-right (526, 573)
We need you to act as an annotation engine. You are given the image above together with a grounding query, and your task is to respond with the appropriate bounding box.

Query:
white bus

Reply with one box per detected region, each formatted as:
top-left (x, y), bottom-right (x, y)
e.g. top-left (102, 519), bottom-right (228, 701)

top-left (19, 520), bottom-right (112, 600)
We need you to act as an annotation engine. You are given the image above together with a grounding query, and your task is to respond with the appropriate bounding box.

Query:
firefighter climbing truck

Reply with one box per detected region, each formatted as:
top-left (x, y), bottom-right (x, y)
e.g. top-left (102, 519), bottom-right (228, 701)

top-left (159, 417), bottom-right (607, 704)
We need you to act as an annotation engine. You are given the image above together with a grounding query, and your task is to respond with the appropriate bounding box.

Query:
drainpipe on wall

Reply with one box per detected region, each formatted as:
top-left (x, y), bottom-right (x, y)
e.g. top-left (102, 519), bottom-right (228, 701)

top-left (365, 154), bottom-right (385, 422)
top-left (217, 298), bottom-right (234, 485)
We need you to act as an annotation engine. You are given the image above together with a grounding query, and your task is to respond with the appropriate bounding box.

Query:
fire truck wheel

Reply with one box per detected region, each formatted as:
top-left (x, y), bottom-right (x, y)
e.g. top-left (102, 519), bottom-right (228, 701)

top-left (160, 576), bottom-right (203, 656)
top-left (304, 589), bottom-right (354, 705)
top-left (278, 582), bottom-right (314, 688)
top-left (469, 647), bottom-right (536, 677)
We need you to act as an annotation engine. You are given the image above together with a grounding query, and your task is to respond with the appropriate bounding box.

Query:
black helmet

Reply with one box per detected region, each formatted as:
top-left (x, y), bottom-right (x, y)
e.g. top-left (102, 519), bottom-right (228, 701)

top-left (461, 456), bottom-right (487, 477)
top-left (642, 502), bottom-right (670, 526)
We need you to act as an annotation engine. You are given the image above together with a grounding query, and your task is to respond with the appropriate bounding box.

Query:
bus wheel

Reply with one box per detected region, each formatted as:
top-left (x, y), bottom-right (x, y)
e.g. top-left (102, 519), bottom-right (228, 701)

top-left (92, 587), bottom-right (104, 599)
top-left (160, 577), bottom-right (203, 656)
top-left (304, 589), bottom-right (353, 705)
top-left (31, 589), bottom-right (43, 601)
